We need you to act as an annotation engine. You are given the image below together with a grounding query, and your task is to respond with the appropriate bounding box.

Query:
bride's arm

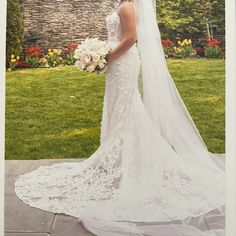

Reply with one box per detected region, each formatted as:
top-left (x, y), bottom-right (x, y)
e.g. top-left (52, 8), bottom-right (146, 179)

top-left (107, 2), bottom-right (137, 63)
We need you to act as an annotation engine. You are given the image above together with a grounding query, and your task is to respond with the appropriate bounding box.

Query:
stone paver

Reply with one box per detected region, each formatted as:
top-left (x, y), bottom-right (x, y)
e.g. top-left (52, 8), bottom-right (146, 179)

top-left (5, 159), bottom-right (92, 236)
top-left (51, 214), bottom-right (94, 236)
top-left (5, 234), bottom-right (49, 236)
top-left (5, 155), bottom-right (225, 235)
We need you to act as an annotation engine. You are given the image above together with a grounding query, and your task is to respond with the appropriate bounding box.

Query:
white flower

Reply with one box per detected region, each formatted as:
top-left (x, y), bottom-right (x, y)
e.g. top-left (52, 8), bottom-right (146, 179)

top-left (101, 58), bottom-right (107, 64)
top-left (83, 54), bottom-right (91, 64)
top-left (98, 47), bottom-right (109, 56)
top-left (92, 54), bottom-right (100, 63)
top-left (74, 38), bottom-right (109, 72)
top-left (86, 63), bottom-right (97, 72)
top-left (98, 62), bottom-right (105, 69)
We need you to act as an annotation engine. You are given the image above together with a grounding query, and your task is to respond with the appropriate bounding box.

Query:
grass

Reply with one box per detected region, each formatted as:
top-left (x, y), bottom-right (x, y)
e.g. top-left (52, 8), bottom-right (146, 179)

top-left (5, 59), bottom-right (225, 160)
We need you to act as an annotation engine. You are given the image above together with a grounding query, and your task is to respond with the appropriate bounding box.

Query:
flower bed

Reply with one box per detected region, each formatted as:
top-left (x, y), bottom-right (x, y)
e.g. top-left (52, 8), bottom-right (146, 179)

top-left (161, 38), bottom-right (223, 59)
top-left (7, 43), bottom-right (78, 71)
top-left (7, 38), bottom-right (224, 71)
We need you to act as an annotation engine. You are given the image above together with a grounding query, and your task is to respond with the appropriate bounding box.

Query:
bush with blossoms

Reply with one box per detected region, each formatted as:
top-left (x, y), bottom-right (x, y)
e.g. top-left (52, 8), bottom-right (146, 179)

top-left (8, 54), bottom-right (20, 71)
top-left (204, 38), bottom-right (222, 59)
top-left (161, 39), bottom-right (174, 58)
top-left (24, 47), bottom-right (44, 68)
top-left (174, 39), bottom-right (196, 59)
top-left (45, 48), bottom-right (63, 67)
top-left (65, 44), bottom-right (78, 66)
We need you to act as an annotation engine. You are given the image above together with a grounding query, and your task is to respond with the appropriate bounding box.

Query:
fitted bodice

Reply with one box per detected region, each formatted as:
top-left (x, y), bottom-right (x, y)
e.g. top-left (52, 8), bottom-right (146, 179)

top-left (106, 11), bottom-right (123, 43)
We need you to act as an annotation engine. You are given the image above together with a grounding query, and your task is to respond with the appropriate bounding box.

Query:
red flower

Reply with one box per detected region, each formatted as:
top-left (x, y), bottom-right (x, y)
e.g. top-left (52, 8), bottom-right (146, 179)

top-left (207, 39), bottom-right (221, 46)
top-left (161, 39), bottom-right (174, 47)
top-left (16, 61), bottom-right (29, 68)
top-left (66, 44), bottom-right (78, 54)
top-left (196, 47), bottom-right (204, 53)
top-left (24, 47), bottom-right (44, 58)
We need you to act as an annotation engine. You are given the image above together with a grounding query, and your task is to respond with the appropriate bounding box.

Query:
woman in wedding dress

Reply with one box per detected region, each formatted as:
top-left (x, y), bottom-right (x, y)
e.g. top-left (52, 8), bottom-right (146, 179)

top-left (15, 0), bottom-right (225, 235)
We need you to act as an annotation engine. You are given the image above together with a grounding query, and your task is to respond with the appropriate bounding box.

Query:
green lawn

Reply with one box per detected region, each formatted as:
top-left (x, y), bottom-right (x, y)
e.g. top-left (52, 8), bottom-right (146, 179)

top-left (5, 59), bottom-right (225, 160)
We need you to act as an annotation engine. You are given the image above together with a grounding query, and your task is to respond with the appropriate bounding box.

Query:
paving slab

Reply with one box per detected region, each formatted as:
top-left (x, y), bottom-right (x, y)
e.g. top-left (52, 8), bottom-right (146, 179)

top-left (4, 192), bottom-right (55, 232)
top-left (5, 233), bottom-right (49, 236)
top-left (51, 214), bottom-right (94, 236)
top-left (5, 155), bottom-right (225, 235)
top-left (5, 160), bottom-right (36, 177)
top-left (5, 158), bottom-right (90, 236)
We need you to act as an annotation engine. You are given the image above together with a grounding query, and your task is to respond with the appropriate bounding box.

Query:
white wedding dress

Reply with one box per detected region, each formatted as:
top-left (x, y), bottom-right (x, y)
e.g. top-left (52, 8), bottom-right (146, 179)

top-left (15, 1), bottom-right (225, 236)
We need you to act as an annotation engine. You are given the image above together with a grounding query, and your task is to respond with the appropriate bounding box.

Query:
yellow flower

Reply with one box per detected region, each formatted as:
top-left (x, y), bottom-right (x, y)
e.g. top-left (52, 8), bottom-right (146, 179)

top-left (7, 68), bottom-right (11, 72)
top-left (178, 40), bottom-right (181, 45)
top-left (48, 48), bottom-right (52, 52)
top-left (188, 39), bottom-right (192, 45)
top-left (48, 52), bottom-right (54, 57)
top-left (53, 61), bottom-right (56, 64)
top-left (181, 42), bottom-right (185, 47)
top-left (53, 49), bottom-right (58, 54)
top-left (11, 59), bottom-right (16, 63)
top-left (16, 56), bottom-right (20, 60)
top-left (11, 54), bottom-right (15, 59)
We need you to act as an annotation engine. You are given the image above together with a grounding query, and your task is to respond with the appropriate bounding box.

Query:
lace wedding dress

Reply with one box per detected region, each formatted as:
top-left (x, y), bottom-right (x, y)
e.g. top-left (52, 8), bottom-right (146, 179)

top-left (15, 1), bottom-right (225, 235)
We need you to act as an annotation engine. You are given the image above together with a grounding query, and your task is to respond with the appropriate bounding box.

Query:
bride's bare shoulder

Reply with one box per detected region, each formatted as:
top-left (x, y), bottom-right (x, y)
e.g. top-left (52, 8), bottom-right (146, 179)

top-left (117, 1), bottom-right (135, 15)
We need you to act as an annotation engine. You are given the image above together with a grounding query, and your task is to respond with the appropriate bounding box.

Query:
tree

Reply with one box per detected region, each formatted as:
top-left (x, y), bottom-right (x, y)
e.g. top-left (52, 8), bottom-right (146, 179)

top-left (156, 0), bottom-right (225, 44)
top-left (6, 0), bottom-right (24, 67)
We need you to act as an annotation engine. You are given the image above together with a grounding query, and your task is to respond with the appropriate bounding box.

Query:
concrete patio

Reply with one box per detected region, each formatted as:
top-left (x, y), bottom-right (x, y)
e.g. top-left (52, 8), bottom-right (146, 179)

top-left (5, 159), bottom-right (94, 236)
top-left (5, 154), bottom-right (225, 236)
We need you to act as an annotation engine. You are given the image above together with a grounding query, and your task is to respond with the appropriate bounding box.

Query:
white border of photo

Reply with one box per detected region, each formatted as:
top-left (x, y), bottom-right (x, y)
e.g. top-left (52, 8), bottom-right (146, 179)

top-left (0, 0), bottom-right (6, 235)
top-left (226, 0), bottom-right (236, 235)
top-left (0, 0), bottom-right (235, 235)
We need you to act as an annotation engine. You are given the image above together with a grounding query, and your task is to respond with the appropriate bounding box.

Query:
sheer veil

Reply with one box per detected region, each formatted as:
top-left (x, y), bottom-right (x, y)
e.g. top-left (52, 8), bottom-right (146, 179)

top-left (79, 0), bottom-right (225, 235)
top-left (135, 0), bottom-right (223, 167)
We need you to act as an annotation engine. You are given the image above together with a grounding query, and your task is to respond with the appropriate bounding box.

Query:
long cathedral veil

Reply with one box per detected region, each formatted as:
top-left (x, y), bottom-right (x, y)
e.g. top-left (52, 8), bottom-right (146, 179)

top-left (136, 0), bottom-right (223, 165)
top-left (79, 0), bottom-right (225, 235)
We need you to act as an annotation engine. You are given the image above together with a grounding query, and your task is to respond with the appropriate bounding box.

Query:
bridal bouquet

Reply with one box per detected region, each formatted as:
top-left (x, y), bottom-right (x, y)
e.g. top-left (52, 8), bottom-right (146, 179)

top-left (74, 38), bottom-right (110, 73)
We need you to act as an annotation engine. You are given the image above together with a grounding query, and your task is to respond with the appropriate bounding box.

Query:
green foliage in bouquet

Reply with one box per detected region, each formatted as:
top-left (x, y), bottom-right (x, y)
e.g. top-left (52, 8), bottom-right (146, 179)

top-left (6, 0), bottom-right (24, 68)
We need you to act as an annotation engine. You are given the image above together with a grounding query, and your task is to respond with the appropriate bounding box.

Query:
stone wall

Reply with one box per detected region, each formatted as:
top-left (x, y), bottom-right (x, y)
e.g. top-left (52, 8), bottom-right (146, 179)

top-left (20, 0), bottom-right (113, 51)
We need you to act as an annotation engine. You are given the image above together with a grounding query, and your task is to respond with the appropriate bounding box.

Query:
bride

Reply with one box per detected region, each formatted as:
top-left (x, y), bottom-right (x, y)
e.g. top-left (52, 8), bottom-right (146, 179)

top-left (15, 0), bottom-right (225, 235)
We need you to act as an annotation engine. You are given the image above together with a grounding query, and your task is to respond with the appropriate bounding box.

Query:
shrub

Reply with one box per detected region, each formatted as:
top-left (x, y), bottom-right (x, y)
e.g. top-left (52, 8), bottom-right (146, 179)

top-left (161, 39), bottom-right (174, 58)
top-left (174, 39), bottom-right (196, 59)
top-left (64, 44), bottom-right (78, 65)
top-left (6, 0), bottom-right (24, 68)
top-left (24, 47), bottom-right (44, 68)
top-left (16, 61), bottom-right (29, 69)
top-left (45, 49), bottom-right (64, 67)
top-left (196, 47), bottom-right (205, 57)
top-left (205, 39), bottom-right (222, 59)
